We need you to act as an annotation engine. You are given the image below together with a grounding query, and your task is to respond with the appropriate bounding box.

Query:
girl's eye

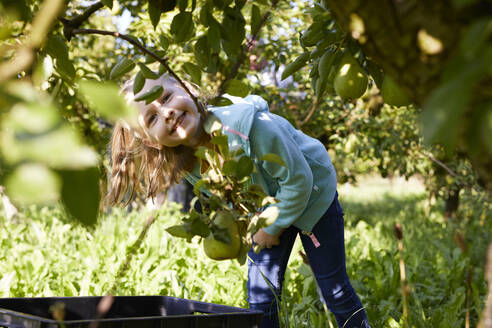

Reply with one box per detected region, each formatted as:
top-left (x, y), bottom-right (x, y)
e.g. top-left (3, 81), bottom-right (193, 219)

top-left (147, 113), bottom-right (158, 126)
top-left (160, 93), bottom-right (171, 103)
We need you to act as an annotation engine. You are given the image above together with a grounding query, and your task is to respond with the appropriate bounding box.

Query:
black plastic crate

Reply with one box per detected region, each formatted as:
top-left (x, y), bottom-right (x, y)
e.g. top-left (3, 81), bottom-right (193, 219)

top-left (0, 296), bottom-right (263, 328)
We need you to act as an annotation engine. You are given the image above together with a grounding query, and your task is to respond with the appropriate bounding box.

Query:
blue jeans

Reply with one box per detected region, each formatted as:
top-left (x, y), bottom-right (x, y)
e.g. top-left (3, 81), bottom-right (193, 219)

top-left (247, 193), bottom-right (369, 328)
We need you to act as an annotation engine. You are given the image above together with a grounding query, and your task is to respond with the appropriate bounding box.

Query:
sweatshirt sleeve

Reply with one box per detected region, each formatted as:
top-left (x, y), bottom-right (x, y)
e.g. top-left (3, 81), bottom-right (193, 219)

top-left (249, 112), bottom-right (313, 235)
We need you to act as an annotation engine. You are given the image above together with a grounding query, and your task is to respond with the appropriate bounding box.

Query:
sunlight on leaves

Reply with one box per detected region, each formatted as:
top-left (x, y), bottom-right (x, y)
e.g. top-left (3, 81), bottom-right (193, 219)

top-left (5, 163), bottom-right (60, 204)
top-left (78, 80), bottom-right (138, 127)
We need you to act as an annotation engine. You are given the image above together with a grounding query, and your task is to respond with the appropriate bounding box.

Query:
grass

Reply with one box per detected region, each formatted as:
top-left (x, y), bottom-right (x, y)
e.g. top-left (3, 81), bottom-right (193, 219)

top-left (0, 175), bottom-right (490, 327)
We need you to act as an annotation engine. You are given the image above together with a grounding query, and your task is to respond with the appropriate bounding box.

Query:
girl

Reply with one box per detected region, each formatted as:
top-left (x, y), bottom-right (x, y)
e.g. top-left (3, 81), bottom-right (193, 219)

top-left (108, 74), bottom-right (370, 328)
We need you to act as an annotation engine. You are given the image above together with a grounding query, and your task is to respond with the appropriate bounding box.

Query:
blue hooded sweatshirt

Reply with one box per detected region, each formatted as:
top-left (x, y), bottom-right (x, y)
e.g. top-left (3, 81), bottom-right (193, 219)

top-left (186, 95), bottom-right (337, 236)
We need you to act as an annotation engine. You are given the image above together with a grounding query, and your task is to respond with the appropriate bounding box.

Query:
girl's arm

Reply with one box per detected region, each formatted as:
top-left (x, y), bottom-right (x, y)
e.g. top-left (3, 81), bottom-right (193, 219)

top-left (249, 112), bottom-right (314, 236)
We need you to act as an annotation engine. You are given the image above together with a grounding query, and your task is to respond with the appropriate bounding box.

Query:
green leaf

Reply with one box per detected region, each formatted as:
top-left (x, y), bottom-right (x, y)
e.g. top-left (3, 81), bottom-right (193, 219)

top-left (221, 7), bottom-right (245, 42)
top-left (208, 195), bottom-right (223, 211)
top-left (195, 146), bottom-right (208, 160)
top-left (199, 2), bottom-right (212, 26)
top-left (193, 179), bottom-right (206, 195)
top-left (145, 51), bottom-right (165, 65)
top-left (261, 195), bottom-right (277, 207)
top-left (55, 56), bottom-right (76, 81)
top-left (220, 7), bottom-right (245, 59)
top-left (225, 79), bottom-right (249, 97)
top-left (247, 183), bottom-right (267, 197)
top-left (210, 134), bottom-right (228, 151)
top-left (133, 71), bottom-right (146, 94)
top-left (236, 241), bottom-right (250, 265)
top-left (208, 21), bottom-right (221, 52)
top-left (78, 80), bottom-right (138, 126)
top-left (44, 35), bottom-right (75, 80)
top-left (251, 4), bottom-right (261, 35)
top-left (110, 57), bottom-right (136, 80)
top-left (229, 144), bottom-right (244, 157)
top-left (1, 105), bottom-right (98, 169)
top-left (460, 18), bottom-right (491, 60)
top-left (138, 63), bottom-right (159, 79)
top-left (281, 52), bottom-right (310, 81)
top-left (366, 59), bottom-right (384, 89)
top-left (171, 12), bottom-right (195, 43)
top-left (189, 216), bottom-right (210, 237)
top-left (315, 74), bottom-right (328, 99)
top-left (318, 49), bottom-right (336, 77)
top-left (203, 115), bottom-right (222, 134)
top-left (235, 0), bottom-right (246, 9)
top-left (101, 0), bottom-right (113, 9)
top-left (5, 163), bottom-right (61, 205)
top-left (421, 57), bottom-right (486, 149)
top-left (208, 96), bottom-right (233, 107)
top-left (222, 160), bottom-right (237, 176)
top-left (134, 85), bottom-right (164, 104)
top-left (194, 36), bottom-right (211, 69)
top-left (236, 156), bottom-right (254, 179)
top-left (258, 206), bottom-right (278, 227)
top-left (44, 34), bottom-right (69, 62)
top-left (421, 81), bottom-right (470, 149)
top-left (183, 62), bottom-right (202, 84)
top-left (178, 0), bottom-right (188, 11)
top-left (260, 153), bottom-right (287, 167)
top-left (58, 167), bottom-right (100, 226)
top-left (166, 225), bottom-right (193, 239)
top-left (8, 102), bottom-right (60, 134)
top-left (159, 34), bottom-right (170, 51)
top-left (148, 0), bottom-right (162, 29)
top-left (33, 54), bottom-right (54, 86)
top-left (211, 226), bottom-right (231, 244)
top-left (483, 104), bottom-right (492, 155)
top-left (150, 0), bottom-right (176, 12)
top-left (300, 21), bottom-right (324, 47)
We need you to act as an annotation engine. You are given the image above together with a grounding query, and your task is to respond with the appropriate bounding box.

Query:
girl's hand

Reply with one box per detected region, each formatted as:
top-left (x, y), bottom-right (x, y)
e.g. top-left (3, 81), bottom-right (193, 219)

top-left (252, 228), bottom-right (282, 249)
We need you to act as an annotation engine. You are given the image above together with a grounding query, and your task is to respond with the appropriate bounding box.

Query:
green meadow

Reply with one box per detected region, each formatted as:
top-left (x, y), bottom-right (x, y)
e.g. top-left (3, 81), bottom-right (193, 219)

top-left (1, 177), bottom-right (490, 327)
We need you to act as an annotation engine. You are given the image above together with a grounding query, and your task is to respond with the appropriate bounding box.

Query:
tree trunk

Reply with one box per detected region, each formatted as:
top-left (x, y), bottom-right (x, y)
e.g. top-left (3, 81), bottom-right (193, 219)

top-left (445, 186), bottom-right (461, 219)
top-left (325, 0), bottom-right (492, 193)
top-left (325, 0), bottom-right (461, 105)
top-left (478, 243), bottom-right (492, 328)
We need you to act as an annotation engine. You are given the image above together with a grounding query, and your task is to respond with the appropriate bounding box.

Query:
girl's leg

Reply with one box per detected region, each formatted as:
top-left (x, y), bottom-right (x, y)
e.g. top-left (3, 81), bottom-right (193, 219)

top-left (247, 226), bottom-right (298, 328)
top-left (300, 194), bottom-right (370, 328)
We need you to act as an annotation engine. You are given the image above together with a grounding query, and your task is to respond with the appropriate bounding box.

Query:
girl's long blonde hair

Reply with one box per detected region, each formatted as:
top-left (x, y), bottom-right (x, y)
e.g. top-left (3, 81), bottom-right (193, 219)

top-left (106, 75), bottom-right (205, 206)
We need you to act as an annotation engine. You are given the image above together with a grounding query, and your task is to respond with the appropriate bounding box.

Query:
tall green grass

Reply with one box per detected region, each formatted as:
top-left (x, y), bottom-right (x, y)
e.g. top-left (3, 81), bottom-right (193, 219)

top-left (0, 177), bottom-right (490, 327)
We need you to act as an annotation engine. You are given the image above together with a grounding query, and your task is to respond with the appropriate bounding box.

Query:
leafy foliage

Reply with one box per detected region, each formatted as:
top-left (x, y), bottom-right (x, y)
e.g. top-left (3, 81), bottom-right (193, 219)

top-left (1, 0), bottom-right (489, 225)
top-left (166, 117), bottom-right (280, 264)
top-left (0, 180), bottom-right (490, 327)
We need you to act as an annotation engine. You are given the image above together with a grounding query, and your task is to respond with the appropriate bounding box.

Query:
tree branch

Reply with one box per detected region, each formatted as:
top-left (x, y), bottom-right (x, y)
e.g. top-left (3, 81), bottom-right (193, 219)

top-left (299, 97), bottom-right (320, 126)
top-left (59, 1), bottom-right (104, 41)
top-left (217, 0), bottom-right (280, 97)
top-left (420, 151), bottom-right (459, 178)
top-left (0, 0), bottom-right (64, 82)
top-left (69, 28), bottom-right (207, 117)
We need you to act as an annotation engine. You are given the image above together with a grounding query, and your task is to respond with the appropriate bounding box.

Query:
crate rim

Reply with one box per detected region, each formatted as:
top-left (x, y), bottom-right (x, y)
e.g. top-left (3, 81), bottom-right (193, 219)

top-left (0, 295), bottom-right (263, 324)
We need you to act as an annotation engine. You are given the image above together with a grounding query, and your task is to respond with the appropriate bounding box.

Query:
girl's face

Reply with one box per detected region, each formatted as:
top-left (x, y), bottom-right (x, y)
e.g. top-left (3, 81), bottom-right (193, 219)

top-left (133, 77), bottom-right (203, 148)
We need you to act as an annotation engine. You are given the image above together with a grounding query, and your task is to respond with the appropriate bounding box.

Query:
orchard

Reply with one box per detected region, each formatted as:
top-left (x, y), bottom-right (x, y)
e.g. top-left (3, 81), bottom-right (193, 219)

top-left (0, 0), bottom-right (491, 327)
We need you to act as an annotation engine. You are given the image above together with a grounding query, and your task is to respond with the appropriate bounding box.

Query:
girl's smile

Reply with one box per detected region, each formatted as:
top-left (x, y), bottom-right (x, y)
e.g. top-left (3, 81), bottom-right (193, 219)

top-left (131, 77), bottom-right (204, 148)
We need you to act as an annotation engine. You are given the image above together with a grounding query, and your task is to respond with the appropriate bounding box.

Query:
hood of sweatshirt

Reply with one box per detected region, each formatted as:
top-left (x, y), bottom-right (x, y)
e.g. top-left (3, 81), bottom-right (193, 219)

top-left (208, 95), bottom-right (269, 157)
